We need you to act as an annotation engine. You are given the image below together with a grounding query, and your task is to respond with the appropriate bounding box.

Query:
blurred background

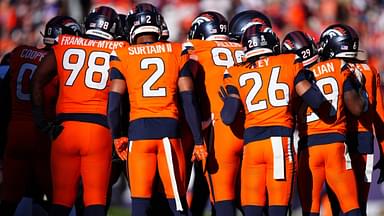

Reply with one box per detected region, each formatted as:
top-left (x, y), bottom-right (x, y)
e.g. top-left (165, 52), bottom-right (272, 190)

top-left (1, 0), bottom-right (384, 215)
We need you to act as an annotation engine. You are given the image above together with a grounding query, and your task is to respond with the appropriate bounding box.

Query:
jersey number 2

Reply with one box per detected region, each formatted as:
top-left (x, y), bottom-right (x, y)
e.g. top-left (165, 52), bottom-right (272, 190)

top-left (141, 57), bottom-right (166, 97)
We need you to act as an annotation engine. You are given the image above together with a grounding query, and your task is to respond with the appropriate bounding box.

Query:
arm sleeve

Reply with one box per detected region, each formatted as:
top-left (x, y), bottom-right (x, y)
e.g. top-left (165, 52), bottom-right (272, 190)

top-left (221, 68), bottom-right (242, 125)
top-left (180, 91), bottom-right (203, 145)
top-left (108, 91), bottom-right (123, 139)
top-left (221, 96), bottom-right (241, 125)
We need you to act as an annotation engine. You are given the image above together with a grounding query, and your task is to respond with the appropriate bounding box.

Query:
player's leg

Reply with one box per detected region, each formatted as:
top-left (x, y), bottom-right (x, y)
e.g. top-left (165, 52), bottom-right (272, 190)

top-left (128, 139), bottom-right (158, 216)
top-left (80, 123), bottom-right (112, 216)
top-left (324, 143), bottom-right (361, 215)
top-left (241, 140), bottom-right (267, 216)
top-left (157, 138), bottom-right (188, 215)
top-left (33, 138), bottom-right (52, 213)
top-left (266, 137), bottom-right (294, 215)
top-left (206, 120), bottom-right (243, 216)
top-left (297, 145), bottom-right (326, 216)
top-left (50, 121), bottom-right (81, 215)
top-left (0, 122), bottom-right (39, 216)
top-left (350, 153), bottom-right (370, 215)
top-left (0, 154), bottom-right (30, 216)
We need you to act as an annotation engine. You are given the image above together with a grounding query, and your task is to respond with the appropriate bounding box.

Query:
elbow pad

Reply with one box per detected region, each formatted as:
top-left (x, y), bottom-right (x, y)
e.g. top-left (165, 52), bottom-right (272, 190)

top-left (108, 92), bottom-right (122, 139)
top-left (221, 97), bottom-right (241, 125)
top-left (180, 91), bottom-right (203, 145)
top-left (301, 85), bottom-right (326, 110)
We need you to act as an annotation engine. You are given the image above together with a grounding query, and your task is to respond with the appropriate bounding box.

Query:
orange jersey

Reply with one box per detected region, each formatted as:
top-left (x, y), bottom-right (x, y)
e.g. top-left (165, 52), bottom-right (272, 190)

top-left (183, 39), bottom-right (243, 120)
top-left (110, 42), bottom-right (188, 121)
top-left (8, 45), bottom-right (48, 121)
top-left (298, 59), bottom-right (351, 138)
top-left (224, 53), bottom-right (303, 130)
top-left (53, 35), bottom-right (125, 116)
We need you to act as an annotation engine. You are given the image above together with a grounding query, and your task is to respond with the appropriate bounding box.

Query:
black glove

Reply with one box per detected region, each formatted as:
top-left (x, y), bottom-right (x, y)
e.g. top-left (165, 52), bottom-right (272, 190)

top-left (374, 157), bottom-right (384, 184)
top-left (218, 86), bottom-right (228, 102)
top-left (47, 122), bottom-right (64, 140)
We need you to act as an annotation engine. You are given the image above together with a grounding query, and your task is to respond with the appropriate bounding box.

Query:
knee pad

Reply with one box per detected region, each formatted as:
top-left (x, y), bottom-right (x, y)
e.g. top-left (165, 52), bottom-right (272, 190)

top-left (214, 200), bottom-right (236, 216)
top-left (243, 205), bottom-right (263, 216)
top-left (84, 205), bottom-right (105, 216)
top-left (132, 198), bottom-right (151, 216)
top-left (345, 208), bottom-right (362, 216)
top-left (269, 206), bottom-right (289, 216)
top-left (49, 204), bottom-right (71, 216)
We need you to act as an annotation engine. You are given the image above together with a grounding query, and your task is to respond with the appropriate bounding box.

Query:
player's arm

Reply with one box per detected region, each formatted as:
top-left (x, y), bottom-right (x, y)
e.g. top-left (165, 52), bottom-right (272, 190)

top-left (220, 69), bottom-right (242, 125)
top-left (372, 70), bottom-right (384, 183)
top-left (220, 86), bottom-right (241, 125)
top-left (108, 62), bottom-right (129, 160)
top-left (178, 60), bottom-right (206, 161)
top-left (343, 74), bottom-right (366, 117)
top-left (31, 51), bottom-right (59, 134)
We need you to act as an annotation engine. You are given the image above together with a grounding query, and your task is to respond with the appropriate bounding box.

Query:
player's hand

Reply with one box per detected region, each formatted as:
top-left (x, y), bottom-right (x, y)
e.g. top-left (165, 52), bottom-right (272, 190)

top-left (191, 145), bottom-right (208, 162)
top-left (114, 137), bottom-right (128, 161)
top-left (41, 122), bottom-right (63, 141)
top-left (374, 157), bottom-right (384, 184)
top-left (218, 86), bottom-right (228, 102)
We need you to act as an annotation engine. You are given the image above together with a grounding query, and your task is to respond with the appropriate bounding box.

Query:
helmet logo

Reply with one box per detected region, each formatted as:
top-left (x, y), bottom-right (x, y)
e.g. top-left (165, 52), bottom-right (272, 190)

top-left (64, 22), bottom-right (81, 32)
top-left (322, 27), bottom-right (346, 39)
top-left (192, 16), bottom-right (211, 26)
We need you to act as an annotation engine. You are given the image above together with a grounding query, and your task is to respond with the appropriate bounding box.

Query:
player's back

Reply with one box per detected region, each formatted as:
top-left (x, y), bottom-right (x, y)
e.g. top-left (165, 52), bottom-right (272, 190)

top-left (226, 53), bottom-right (302, 131)
top-left (8, 45), bottom-right (47, 121)
top-left (53, 34), bottom-right (125, 120)
top-left (113, 41), bottom-right (187, 122)
top-left (184, 39), bottom-right (243, 119)
top-left (298, 58), bottom-right (350, 144)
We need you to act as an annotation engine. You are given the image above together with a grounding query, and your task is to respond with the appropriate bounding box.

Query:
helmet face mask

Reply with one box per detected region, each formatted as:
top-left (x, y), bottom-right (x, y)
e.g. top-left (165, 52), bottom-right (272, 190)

top-left (229, 10), bottom-right (272, 43)
top-left (42, 16), bottom-right (82, 45)
top-left (319, 24), bottom-right (359, 60)
top-left (188, 11), bottom-right (228, 41)
top-left (84, 6), bottom-right (119, 40)
top-left (241, 24), bottom-right (279, 59)
top-left (281, 31), bottom-right (319, 67)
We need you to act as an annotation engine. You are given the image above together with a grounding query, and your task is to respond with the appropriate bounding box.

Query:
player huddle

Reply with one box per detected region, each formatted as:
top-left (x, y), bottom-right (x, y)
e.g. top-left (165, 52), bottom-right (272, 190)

top-left (0, 2), bottom-right (383, 216)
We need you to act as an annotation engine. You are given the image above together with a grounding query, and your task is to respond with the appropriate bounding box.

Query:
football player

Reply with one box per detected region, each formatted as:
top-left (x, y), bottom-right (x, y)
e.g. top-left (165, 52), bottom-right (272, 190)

top-left (0, 16), bottom-right (81, 216)
top-left (31, 6), bottom-right (121, 216)
top-left (220, 24), bottom-right (329, 216)
top-left (183, 11), bottom-right (244, 216)
top-left (107, 3), bottom-right (206, 215)
top-left (319, 24), bottom-right (384, 216)
top-left (296, 24), bottom-right (367, 216)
